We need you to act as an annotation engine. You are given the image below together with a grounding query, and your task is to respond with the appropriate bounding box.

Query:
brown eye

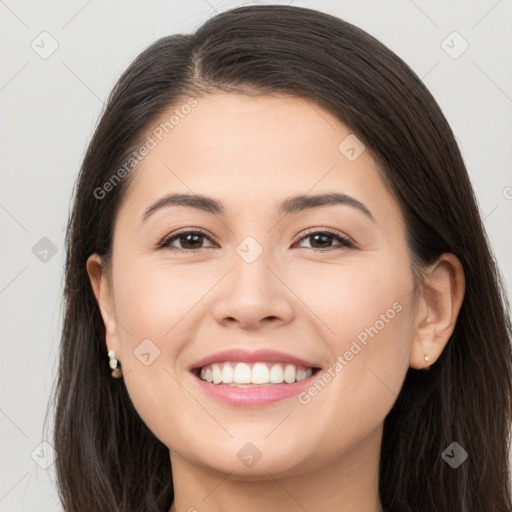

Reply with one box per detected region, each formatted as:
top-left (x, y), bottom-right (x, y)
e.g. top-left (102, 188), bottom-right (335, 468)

top-left (158, 228), bottom-right (355, 253)
top-left (294, 230), bottom-right (354, 251)
top-left (159, 230), bottom-right (215, 251)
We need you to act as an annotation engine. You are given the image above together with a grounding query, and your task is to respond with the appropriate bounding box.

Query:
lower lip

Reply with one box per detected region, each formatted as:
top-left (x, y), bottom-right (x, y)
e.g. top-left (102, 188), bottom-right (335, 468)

top-left (191, 371), bottom-right (319, 407)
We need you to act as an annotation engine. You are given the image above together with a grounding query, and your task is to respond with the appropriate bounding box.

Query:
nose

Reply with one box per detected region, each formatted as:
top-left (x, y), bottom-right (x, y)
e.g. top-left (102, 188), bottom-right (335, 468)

top-left (211, 250), bottom-right (295, 331)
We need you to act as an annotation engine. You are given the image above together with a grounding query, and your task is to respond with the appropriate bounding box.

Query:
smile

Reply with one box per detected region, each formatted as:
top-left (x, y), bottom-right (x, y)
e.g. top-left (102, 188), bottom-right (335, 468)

top-left (191, 361), bottom-right (321, 407)
top-left (197, 361), bottom-right (316, 385)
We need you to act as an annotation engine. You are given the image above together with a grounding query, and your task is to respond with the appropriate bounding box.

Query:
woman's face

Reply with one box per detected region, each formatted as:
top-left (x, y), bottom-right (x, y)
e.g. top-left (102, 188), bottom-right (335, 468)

top-left (90, 92), bottom-right (420, 477)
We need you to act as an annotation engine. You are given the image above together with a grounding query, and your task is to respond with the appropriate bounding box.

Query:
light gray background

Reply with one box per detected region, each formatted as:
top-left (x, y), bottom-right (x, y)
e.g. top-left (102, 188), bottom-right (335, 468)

top-left (1, 0), bottom-right (511, 510)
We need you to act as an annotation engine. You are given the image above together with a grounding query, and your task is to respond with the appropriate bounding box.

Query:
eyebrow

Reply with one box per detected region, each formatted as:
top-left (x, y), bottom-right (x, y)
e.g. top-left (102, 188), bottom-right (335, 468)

top-left (140, 192), bottom-right (375, 223)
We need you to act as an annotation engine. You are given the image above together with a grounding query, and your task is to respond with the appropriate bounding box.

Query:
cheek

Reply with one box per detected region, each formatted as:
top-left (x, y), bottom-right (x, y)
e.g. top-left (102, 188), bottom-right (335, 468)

top-left (112, 256), bottom-right (208, 341)
top-left (296, 257), bottom-right (414, 404)
top-left (286, 266), bottom-right (415, 466)
top-left (108, 259), bottom-right (199, 433)
top-left (290, 256), bottom-right (414, 352)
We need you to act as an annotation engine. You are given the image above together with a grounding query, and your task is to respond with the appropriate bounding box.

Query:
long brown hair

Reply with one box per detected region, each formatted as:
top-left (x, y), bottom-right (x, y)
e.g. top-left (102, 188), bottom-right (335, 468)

top-left (49, 5), bottom-right (512, 511)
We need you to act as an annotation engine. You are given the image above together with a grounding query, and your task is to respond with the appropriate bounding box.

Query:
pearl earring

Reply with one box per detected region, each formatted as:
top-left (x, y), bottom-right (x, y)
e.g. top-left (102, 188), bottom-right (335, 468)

top-left (424, 355), bottom-right (430, 362)
top-left (108, 350), bottom-right (123, 378)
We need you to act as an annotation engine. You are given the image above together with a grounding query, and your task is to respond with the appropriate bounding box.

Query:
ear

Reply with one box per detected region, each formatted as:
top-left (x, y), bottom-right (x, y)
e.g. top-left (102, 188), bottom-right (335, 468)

top-left (409, 253), bottom-right (465, 369)
top-left (86, 253), bottom-right (121, 357)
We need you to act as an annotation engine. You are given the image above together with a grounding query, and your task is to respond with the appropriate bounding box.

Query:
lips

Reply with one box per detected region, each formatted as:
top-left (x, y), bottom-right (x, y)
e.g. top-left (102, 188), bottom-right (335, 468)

top-left (188, 348), bottom-right (323, 407)
top-left (189, 348), bottom-right (321, 373)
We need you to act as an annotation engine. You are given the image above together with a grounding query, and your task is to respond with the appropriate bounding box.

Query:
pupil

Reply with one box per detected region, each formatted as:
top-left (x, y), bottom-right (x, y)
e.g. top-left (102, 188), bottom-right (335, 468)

top-left (182, 234), bottom-right (202, 249)
top-left (311, 234), bottom-right (331, 248)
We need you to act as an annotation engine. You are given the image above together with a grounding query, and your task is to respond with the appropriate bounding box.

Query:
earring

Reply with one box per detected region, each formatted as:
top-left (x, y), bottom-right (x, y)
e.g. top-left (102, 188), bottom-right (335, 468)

top-left (424, 355), bottom-right (430, 362)
top-left (108, 350), bottom-right (123, 379)
top-left (423, 354), bottom-right (431, 371)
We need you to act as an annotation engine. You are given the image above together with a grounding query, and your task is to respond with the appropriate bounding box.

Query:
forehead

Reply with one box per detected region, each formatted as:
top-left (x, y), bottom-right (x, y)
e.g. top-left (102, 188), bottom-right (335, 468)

top-left (118, 92), bottom-right (400, 225)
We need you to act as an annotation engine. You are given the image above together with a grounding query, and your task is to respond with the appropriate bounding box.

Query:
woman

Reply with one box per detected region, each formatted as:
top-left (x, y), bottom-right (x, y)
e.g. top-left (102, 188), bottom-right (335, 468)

top-left (51, 4), bottom-right (512, 511)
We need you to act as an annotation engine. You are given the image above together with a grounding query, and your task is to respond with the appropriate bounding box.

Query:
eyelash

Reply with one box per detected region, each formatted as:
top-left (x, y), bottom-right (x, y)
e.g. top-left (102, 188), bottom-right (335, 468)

top-left (158, 227), bottom-right (356, 253)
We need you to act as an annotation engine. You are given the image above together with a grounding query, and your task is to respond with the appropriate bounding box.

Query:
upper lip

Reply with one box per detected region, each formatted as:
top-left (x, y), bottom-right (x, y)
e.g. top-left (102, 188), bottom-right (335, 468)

top-left (189, 348), bottom-right (321, 372)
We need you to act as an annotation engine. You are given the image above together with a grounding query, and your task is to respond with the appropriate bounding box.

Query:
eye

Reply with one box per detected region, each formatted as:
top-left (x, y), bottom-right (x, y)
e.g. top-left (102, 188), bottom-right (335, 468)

top-left (293, 229), bottom-right (355, 251)
top-left (158, 228), bottom-right (355, 253)
top-left (159, 229), bottom-right (216, 252)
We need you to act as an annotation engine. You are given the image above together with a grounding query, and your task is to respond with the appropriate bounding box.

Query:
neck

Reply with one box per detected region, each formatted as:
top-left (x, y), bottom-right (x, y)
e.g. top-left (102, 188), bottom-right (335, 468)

top-left (168, 424), bottom-right (384, 512)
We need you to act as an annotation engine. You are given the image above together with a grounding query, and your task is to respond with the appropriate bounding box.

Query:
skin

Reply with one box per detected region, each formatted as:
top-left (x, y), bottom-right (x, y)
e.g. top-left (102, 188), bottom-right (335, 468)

top-left (87, 92), bottom-right (465, 512)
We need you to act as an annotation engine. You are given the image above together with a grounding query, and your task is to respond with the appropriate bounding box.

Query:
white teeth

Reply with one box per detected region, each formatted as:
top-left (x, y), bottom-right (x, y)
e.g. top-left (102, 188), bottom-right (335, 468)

top-left (212, 363), bottom-right (222, 384)
top-left (284, 364), bottom-right (296, 383)
top-left (197, 361), bottom-right (315, 385)
top-left (251, 363), bottom-right (270, 384)
top-left (221, 362), bottom-right (233, 383)
top-left (269, 363), bottom-right (284, 383)
top-left (233, 362), bottom-right (252, 384)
